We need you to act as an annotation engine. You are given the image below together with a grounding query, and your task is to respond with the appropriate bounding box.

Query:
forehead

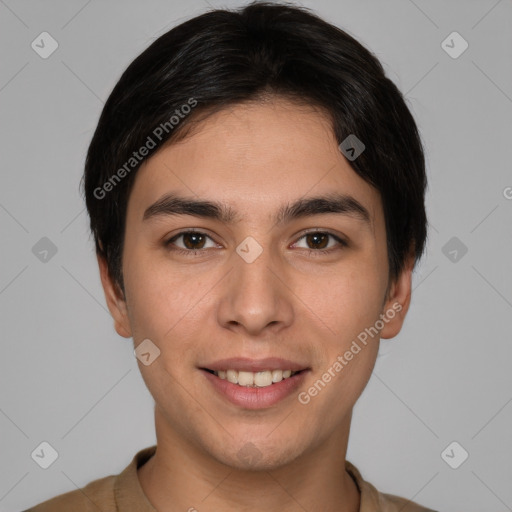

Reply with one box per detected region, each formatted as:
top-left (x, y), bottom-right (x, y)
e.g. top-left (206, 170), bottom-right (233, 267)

top-left (127, 99), bottom-right (382, 230)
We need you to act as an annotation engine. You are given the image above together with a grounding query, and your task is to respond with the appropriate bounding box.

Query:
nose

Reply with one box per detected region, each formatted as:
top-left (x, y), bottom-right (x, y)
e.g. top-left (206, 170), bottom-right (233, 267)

top-left (216, 242), bottom-right (294, 337)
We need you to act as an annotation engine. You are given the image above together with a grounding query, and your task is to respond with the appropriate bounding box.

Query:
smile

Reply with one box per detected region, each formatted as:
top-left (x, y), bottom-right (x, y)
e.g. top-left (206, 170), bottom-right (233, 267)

top-left (201, 368), bottom-right (308, 409)
top-left (206, 369), bottom-right (300, 387)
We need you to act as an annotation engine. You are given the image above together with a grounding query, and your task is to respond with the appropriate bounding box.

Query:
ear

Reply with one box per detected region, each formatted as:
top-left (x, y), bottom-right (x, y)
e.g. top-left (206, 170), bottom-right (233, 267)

top-left (97, 254), bottom-right (132, 338)
top-left (379, 252), bottom-right (415, 340)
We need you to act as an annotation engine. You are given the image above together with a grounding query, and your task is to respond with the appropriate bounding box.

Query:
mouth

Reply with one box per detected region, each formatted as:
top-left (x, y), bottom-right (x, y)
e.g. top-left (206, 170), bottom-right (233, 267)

top-left (199, 358), bottom-right (310, 409)
top-left (201, 368), bottom-right (303, 388)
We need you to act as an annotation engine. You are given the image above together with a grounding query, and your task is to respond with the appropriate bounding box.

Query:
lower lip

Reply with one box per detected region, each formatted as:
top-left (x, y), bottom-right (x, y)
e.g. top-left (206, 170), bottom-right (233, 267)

top-left (201, 369), bottom-right (308, 409)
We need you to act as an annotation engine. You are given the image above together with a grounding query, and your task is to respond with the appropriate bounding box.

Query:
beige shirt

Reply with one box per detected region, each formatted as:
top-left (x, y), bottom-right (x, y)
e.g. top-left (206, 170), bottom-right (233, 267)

top-left (25, 445), bottom-right (437, 512)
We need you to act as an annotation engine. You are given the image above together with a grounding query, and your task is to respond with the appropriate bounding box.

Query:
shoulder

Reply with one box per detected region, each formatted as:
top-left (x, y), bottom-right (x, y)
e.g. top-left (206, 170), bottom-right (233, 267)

top-left (378, 490), bottom-right (439, 512)
top-left (23, 445), bottom-right (157, 512)
top-left (345, 460), bottom-right (438, 512)
top-left (23, 474), bottom-right (117, 512)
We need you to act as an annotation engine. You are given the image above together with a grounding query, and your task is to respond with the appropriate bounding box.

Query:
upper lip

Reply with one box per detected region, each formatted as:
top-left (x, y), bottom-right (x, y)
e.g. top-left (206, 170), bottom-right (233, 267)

top-left (200, 357), bottom-right (309, 372)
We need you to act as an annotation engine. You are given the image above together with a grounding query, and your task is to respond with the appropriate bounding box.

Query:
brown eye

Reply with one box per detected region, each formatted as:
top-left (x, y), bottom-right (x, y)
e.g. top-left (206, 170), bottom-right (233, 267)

top-left (166, 231), bottom-right (217, 252)
top-left (293, 231), bottom-right (347, 253)
top-left (182, 232), bottom-right (206, 249)
top-left (305, 232), bottom-right (329, 249)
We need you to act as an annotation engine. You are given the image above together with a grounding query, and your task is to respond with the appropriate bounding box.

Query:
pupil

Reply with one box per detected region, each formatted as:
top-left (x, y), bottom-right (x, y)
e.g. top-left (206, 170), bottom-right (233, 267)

top-left (307, 233), bottom-right (327, 249)
top-left (184, 233), bottom-right (205, 249)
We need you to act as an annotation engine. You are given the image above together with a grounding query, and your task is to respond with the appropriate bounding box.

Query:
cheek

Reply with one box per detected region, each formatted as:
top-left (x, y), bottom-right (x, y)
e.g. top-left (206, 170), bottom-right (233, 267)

top-left (298, 266), bottom-right (385, 413)
top-left (123, 247), bottom-right (218, 353)
top-left (298, 258), bottom-right (386, 347)
top-left (122, 247), bottom-right (177, 340)
top-left (124, 259), bottom-right (207, 394)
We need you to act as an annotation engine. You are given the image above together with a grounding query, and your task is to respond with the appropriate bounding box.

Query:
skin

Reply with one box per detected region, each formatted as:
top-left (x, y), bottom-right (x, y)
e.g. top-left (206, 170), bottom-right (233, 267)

top-left (98, 97), bottom-right (415, 512)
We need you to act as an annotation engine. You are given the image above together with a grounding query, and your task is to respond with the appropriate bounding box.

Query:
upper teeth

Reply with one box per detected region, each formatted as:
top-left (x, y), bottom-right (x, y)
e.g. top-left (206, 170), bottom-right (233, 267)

top-left (215, 369), bottom-right (297, 387)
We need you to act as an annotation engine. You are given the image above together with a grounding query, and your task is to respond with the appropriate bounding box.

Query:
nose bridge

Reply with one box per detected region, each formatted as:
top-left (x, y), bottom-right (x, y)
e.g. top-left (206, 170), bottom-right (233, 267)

top-left (217, 236), bottom-right (293, 334)
top-left (233, 236), bottom-right (279, 304)
top-left (234, 241), bottom-right (275, 292)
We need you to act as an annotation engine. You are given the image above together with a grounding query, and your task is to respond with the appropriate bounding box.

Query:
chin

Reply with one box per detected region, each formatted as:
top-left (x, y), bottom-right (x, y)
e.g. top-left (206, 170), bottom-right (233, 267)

top-left (209, 437), bottom-right (305, 472)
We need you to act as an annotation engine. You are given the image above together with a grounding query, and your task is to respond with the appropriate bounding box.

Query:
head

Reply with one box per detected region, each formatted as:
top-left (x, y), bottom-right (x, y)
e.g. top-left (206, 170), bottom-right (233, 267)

top-left (83, 1), bottom-right (428, 470)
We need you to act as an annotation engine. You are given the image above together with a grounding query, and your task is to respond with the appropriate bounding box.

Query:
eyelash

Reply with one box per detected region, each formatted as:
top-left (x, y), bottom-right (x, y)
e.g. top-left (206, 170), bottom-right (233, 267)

top-left (164, 230), bottom-right (348, 257)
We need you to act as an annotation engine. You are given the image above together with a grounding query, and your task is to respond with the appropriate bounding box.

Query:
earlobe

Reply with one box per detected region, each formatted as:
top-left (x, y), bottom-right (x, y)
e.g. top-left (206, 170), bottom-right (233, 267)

top-left (97, 255), bottom-right (132, 339)
top-left (379, 255), bottom-right (415, 340)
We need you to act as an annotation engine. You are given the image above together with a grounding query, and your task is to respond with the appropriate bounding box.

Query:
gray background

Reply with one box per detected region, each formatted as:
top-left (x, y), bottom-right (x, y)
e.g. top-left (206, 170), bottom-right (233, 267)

top-left (1, 0), bottom-right (511, 510)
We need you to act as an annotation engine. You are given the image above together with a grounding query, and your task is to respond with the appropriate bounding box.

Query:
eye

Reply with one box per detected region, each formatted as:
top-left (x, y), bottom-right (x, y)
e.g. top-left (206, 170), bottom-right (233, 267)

top-left (164, 229), bottom-right (347, 256)
top-left (292, 231), bottom-right (347, 254)
top-left (165, 230), bottom-right (219, 253)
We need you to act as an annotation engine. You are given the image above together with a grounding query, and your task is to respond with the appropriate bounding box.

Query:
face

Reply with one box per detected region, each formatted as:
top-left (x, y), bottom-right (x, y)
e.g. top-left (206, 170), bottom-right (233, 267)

top-left (100, 98), bottom-right (413, 471)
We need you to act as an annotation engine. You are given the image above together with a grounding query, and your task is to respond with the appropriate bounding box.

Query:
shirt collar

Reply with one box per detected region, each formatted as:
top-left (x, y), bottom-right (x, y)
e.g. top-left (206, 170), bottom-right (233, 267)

top-left (114, 445), bottom-right (158, 511)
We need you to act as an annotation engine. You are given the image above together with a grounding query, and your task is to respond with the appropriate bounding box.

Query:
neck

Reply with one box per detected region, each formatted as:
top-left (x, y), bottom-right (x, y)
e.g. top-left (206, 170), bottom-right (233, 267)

top-left (137, 408), bottom-right (360, 512)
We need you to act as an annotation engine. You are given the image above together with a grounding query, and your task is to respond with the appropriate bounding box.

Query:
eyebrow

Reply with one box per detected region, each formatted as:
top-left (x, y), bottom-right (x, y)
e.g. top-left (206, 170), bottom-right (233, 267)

top-left (142, 192), bottom-right (371, 226)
